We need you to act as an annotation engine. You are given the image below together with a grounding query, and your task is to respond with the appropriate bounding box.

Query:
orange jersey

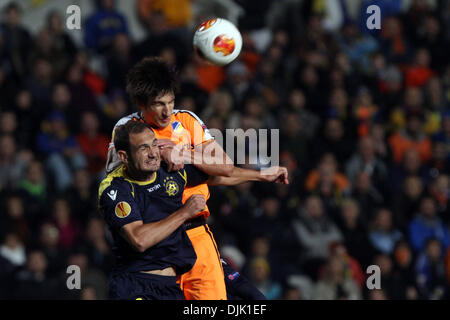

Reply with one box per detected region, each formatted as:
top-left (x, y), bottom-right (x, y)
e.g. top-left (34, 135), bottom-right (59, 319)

top-left (106, 109), bottom-right (215, 218)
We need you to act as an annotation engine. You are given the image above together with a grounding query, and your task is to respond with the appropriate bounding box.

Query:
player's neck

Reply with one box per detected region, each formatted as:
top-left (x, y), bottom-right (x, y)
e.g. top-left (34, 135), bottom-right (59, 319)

top-left (124, 167), bottom-right (157, 183)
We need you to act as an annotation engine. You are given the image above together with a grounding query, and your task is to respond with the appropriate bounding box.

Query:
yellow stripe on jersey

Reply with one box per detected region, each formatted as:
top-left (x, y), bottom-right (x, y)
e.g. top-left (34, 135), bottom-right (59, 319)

top-left (178, 169), bottom-right (187, 187)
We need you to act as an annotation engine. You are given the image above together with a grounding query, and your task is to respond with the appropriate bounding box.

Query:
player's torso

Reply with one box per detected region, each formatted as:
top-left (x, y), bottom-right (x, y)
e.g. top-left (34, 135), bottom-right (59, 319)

top-left (130, 167), bottom-right (186, 223)
top-left (152, 111), bottom-right (211, 215)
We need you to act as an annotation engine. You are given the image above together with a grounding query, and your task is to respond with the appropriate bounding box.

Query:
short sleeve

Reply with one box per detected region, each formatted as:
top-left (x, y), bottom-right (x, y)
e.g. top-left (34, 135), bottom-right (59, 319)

top-left (177, 111), bottom-right (214, 146)
top-left (183, 164), bottom-right (209, 187)
top-left (99, 180), bottom-right (142, 231)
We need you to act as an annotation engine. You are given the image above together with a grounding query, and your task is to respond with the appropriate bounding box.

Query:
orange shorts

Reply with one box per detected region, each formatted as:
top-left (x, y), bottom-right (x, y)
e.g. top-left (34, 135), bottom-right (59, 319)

top-left (178, 224), bottom-right (227, 300)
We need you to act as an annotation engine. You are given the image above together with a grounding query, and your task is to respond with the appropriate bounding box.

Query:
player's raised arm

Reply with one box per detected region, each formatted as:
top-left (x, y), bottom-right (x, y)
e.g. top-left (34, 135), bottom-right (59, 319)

top-left (181, 164), bottom-right (289, 188)
top-left (207, 166), bottom-right (289, 186)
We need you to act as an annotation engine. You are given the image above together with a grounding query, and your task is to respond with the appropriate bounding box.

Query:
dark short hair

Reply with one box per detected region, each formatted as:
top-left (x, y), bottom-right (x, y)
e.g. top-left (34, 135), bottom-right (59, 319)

top-left (114, 120), bottom-right (153, 154)
top-left (125, 57), bottom-right (178, 107)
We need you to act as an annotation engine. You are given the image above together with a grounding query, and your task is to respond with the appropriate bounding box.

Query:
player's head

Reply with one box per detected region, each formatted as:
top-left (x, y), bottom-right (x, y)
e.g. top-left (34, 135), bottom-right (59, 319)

top-left (114, 121), bottom-right (161, 176)
top-left (126, 57), bottom-right (178, 128)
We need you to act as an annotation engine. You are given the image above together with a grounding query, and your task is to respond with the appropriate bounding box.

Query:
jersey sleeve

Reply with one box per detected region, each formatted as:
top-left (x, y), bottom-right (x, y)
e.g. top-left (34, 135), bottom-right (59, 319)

top-left (98, 180), bottom-right (142, 231)
top-left (182, 164), bottom-right (209, 187)
top-left (176, 110), bottom-right (214, 147)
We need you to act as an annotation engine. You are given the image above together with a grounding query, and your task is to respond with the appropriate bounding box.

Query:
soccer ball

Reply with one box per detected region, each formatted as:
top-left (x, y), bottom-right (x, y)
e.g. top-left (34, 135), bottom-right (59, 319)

top-left (193, 18), bottom-right (242, 66)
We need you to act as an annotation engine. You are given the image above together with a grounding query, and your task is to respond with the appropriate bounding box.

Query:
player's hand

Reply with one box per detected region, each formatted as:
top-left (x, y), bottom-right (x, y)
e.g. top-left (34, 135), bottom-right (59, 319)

top-left (157, 139), bottom-right (176, 149)
top-left (183, 195), bottom-right (206, 218)
top-left (157, 139), bottom-right (185, 172)
top-left (260, 166), bottom-right (289, 185)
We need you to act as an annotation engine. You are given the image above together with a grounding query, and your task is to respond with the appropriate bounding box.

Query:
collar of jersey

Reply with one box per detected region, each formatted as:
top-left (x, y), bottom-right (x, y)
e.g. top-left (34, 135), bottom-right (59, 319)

top-left (120, 166), bottom-right (158, 186)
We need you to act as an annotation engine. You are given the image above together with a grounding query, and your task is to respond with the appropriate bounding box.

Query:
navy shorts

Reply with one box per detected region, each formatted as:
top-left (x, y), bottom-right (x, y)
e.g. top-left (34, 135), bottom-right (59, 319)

top-left (108, 271), bottom-right (184, 300)
top-left (222, 259), bottom-right (266, 300)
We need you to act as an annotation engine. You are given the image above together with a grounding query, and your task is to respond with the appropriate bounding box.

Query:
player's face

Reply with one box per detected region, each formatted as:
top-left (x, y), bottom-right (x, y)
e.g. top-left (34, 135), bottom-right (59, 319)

top-left (141, 92), bottom-right (175, 128)
top-left (128, 128), bottom-right (161, 174)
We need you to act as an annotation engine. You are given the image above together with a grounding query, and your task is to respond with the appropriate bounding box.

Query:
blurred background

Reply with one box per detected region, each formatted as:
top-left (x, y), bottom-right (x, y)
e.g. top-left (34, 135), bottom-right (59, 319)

top-left (0, 0), bottom-right (449, 300)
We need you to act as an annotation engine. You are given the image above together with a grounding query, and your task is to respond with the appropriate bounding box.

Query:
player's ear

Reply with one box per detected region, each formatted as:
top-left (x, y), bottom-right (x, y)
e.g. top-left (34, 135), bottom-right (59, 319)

top-left (117, 150), bottom-right (129, 164)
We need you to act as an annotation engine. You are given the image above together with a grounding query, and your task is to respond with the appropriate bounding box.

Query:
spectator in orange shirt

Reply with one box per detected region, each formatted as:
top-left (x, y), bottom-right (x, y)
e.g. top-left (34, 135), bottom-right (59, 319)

top-left (305, 153), bottom-right (350, 194)
top-left (76, 112), bottom-right (109, 178)
top-left (388, 110), bottom-right (432, 164)
top-left (305, 153), bottom-right (350, 215)
top-left (404, 48), bottom-right (435, 88)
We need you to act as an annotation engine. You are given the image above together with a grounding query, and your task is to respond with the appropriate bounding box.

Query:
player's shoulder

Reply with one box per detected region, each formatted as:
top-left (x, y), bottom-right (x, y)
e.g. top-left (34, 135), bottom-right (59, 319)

top-left (173, 109), bottom-right (206, 125)
top-left (98, 166), bottom-right (133, 200)
top-left (113, 112), bottom-right (144, 129)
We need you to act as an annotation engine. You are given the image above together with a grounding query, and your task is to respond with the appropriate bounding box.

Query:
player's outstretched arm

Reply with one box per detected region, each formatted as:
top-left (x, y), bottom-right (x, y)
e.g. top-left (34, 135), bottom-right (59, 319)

top-left (207, 166), bottom-right (289, 186)
top-left (120, 195), bottom-right (205, 252)
top-left (158, 139), bottom-right (234, 176)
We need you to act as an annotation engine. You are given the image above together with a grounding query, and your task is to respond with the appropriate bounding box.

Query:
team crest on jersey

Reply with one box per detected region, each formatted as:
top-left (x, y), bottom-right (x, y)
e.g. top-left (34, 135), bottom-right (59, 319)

top-left (164, 177), bottom-right (179, 196)
top-left (115, 201), bottom-right (131, 218)
top-left (171, 121), bottom-right (184, 134)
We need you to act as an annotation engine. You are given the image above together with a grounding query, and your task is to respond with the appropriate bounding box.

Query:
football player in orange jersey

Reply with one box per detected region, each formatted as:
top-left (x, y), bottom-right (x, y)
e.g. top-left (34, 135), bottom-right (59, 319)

top-left (105, 57), bottom-right (288, 300)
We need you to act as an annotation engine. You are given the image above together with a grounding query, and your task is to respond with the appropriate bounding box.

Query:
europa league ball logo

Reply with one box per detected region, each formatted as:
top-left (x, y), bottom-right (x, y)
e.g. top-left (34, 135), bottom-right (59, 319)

top-left (213, 35), bottom-right (235, 56)
top-left (197, 18), bottom-right (217, 32)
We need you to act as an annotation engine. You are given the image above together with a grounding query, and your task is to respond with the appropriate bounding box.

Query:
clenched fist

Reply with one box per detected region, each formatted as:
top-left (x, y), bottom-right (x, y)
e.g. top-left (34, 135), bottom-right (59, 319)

top-left (183, 194), bottom-right (206, 218)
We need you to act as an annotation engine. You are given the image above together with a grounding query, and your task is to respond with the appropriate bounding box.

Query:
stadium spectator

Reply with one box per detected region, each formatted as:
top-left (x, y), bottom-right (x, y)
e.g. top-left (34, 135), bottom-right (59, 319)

top-left (314, 254), bottom-right (362, 300)
top-left (350, 171), bottom-right (384, 220)
top-left (81, 217), bottom-right (114, 274)
top-left (0, 232), bottom-right (26, 267)
top-left (84, 0), bottom-right (129, 53)
top-left (304, 153), bottom-right (350, 215)
top-left (368, 208), bottom-right (403, 255)
top-left (391, 240), bottom-right (418, 300)
top-left (51, 198), bottom-right (81, 250)
top-left (0, 134), bottom-right (29, 190)
top-left (18, 160), bottom-right (47, 223)
top-left (66, 250), bottom-right (108, 299)
top-left (408, 196), bottom-right (450, 252)
top-left (105, 33), bottom-right (134, 92)
top-left (415, 238), bottom-right (448, 299)
top-left (12, 249), bottom-right (58, 299)
top-left (248, 257), bottom-right (282, 300)
top-left (311, 118), bottom-right (355, 165)
top-left (0, 2), bottom-right (32, 81)
top-left (77, 112), bottom-right (110, 177)
top-left (389, 109), bottom-right (432, 165)
top-left (392, 175), bottom-right (425, 231)
top-left (286, 89), bottom-right (320, 140)
top-left (36, 111), bottom-right (87, 192)
top-left (38, 222), bottom-right (67, 275)
top-left (0, 194), bottom-right (30, 244)
top-left (337, 198), bottom-right (374, 268)
top-left (292, 195), bottom-right (343, 280)
top-left (345, 135), bottom-right (388, 190)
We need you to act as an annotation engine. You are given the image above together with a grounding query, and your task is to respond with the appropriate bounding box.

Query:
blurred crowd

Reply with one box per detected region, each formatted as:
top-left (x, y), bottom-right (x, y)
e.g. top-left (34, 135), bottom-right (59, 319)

top-left (0, 0), bottom-right (449, 300)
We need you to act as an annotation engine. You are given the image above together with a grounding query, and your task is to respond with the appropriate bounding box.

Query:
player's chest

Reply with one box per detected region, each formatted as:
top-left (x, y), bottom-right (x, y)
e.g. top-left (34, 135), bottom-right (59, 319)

top-left (134, 177), bottom-right (185, 222)
top-left (153, 122), bottom-right (192, 151)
